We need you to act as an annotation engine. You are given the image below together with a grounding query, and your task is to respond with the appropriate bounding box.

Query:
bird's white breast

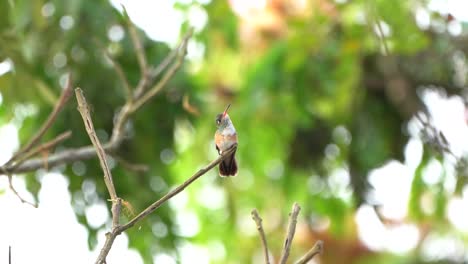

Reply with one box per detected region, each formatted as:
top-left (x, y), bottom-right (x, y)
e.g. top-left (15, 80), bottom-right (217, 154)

top-left (222, 124), bottom-right (236, 136)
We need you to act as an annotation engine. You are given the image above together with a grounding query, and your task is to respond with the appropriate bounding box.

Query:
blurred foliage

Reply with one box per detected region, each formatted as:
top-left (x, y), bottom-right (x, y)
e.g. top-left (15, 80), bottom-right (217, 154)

top-left (2, 0), bottom-right (468, 263)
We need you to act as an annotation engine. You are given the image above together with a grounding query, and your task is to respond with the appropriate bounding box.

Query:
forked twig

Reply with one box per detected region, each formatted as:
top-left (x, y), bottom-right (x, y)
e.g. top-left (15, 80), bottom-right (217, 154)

top-left (7, 174), bottom-right (37, 208)
top-left (130, 28), bottom-right (193, 111)
top-left (6, 74), bottom-right (73, 165)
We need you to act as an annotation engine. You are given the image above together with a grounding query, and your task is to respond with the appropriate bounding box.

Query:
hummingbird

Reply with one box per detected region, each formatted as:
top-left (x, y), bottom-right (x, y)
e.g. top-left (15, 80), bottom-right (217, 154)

top-left (215, 104), bottom-right (238, 177)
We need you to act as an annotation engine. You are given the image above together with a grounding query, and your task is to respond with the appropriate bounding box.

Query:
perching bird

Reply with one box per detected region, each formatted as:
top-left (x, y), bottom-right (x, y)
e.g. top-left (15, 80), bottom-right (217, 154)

top-left (214, 104), bottom-right (238, 176)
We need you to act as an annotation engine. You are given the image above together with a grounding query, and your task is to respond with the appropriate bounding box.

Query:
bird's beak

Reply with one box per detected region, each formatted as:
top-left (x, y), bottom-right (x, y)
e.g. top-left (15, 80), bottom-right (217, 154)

top-left (223, 104), bottom-right (231, 117)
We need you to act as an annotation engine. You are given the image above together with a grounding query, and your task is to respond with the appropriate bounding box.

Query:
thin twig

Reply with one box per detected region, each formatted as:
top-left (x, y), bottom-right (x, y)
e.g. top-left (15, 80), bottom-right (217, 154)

top-left (75, 88), bottom-right (125, 264)
top-left (134, 29), bottom-right (193, 99)
top-left (111, 198), bottom-right (123, 229)
top-left (96, 231), bottom-right (118, 264)
top-left (6, 74), bottom-right (73, 165)
top-left (294, 240), bottom-right (324, 264)
top-left (122, 5), bottom-right (148, 86)
top-left (1, 145), bottom-right (104, 174)
top-left (130, 28), bottom-right (193, 112)
top-left (95, 145), bottom-right (237, 264)
top-left (11, 131), bottom-right (72, 170)
top-left (118, 145), bottom-right (237, 232)
top-left (102, 47), bottom-right (133, 99)
top-left (279, 202), bottom-right (301, 264)
top-left (8, 174), bottom-right (37, 208)
top-left (75, 88), bottom-right (118, 201)
top-left (9, 245), bottom-right (11, 264)
top-left (251, 209), bottom-right (270, 264)
top-left (150, 30), bottom-right (193, 79)
top-left (0, 30), bottom-right (193, 176)
top-left (112, 155), bottom-right (149, 173)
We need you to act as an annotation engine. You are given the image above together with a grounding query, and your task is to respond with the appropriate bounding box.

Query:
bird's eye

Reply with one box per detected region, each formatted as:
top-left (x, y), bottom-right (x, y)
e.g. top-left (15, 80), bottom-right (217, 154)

top-left (216, 119), bottom-right (221, 125)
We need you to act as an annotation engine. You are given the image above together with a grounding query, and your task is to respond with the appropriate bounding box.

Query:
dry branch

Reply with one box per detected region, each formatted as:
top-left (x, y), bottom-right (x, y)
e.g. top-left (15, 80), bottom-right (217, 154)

top-left (130, 28), bottom-right (193, 112)
top-left (0, 10), bottom-right (197, 262)
top-left (122, 5), bottom-right (148, 81)
top-left (118, 145), bottom-right (237, 232)
top-left (251, 203), bottom-right (324, 264)
top-left (96, 145), bottom-right (237, 263)
top-left (112, 155), bottom-right (149, 173)
top-left (279, 202), bottom-right (301, 264)
top-left (75, 88), bottom-right (122, 264)
top-left (0, 29), bottom-right (193, 176)
top-left (102, 47), bottom-right (132, 99)
top-left (5, 74), bottom-right (73, 166)
top-left (75, 87), bottom-right (118, 201)
top-left (251, 209), bottom-right (270, 264)
top-left (12, 131), bottom-right (72, 169)
top-left (294, 240), bottom-right (324, 264)
top-left (8, 174), bottom-right (37, 207)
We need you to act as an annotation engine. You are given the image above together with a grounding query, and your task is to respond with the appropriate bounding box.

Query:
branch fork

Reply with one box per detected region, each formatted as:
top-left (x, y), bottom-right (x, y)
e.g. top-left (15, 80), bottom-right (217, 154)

top-left (252, 203), bottom-right (323, 264)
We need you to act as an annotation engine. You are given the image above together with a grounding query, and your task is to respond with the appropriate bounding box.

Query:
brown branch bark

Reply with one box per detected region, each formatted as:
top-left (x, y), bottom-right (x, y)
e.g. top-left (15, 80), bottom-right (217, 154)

top-left (279, 202), bottom-right (301, 264)
top-left (0, 18), bottom-right (195, 263)
top-left (96, 145), bottom-right (237, 263)
top-left (118, 145), bottom-right (236, 232)
top-left (102, 48), bottom-right (133, 99)
top-left (75, 88), bottom-right (118, 201)
top-left (130, 28), bottom-right (193, 112)
top-left (1, 145), bottom-right (104, 174)
top-left (6, 74), bottom-right (73, 165)
top-left (122, 5), bottom-right (148, 83)
top-left (294, 240), bottom-right (324, 264)
top-left (0, 30), bottom-right (193, 176)
top-left (75, 88), bottom-right (123, 264)
top-left (8, 174), bottom-right (37, 207)
top-left (11, 131), bottom-right (72, 170)
top-left (251, 209), bottom-right (270, 264)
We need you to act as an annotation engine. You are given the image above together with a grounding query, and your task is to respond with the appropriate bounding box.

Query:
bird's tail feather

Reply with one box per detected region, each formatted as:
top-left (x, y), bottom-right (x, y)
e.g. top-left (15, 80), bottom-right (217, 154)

top-left (219, 153), bottom-right (237, 177)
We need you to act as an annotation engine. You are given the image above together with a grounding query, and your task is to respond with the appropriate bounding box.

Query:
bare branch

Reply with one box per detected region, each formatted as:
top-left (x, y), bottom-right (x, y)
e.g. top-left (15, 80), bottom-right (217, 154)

top-left (12, 131), bottom-right (72, 170)
top-left (1, 145), bottom-right (104, 174)
top-left (103, 48), bottom-right (133, 99)
top-left (0, 29), bottom-right (193, 177)
top-left (75, 88), bottom-right (127, 264)
top-left (112, 155), bottom-right (149, 173)
top-left (151, 30), bottom-right (194, 79)
top-left (134, 29), bottom-right (193, 99)
top-left (294, 240), bottom-right (324, 264)
top-left (131, 28), bottom-right (193, 112)
top-left (75, 88), bottom-right (118, 201)
top-left (109, 30), bottom-right (193, 148)
top-left (122, 5), bottom-right (148, 84)
top-left (95, 145), bottom-right (237, 264)
top-left (8, 174), bottom-right (37, 208)
top-left (111, 198), bottom-right (123, 229)
top-left (279, 202), bottom-right (301, 264)
top-left (251, 209), bottom-right (270, 264)
top-left (118, 145), bottom-right (237, 232)
top-left (7, 74), bottom-right (73, 165)
top-left (96, 232), bottom-right (118, 264)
